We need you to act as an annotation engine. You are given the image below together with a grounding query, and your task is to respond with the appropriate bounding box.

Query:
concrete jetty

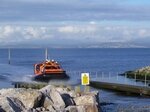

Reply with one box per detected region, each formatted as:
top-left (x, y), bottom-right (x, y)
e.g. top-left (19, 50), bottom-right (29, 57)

top-left (90, 81), bottom-right (150, 96)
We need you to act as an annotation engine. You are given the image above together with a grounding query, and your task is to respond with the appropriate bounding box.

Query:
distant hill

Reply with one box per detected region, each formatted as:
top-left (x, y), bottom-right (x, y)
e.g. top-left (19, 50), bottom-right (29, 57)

top-left (84, 42), bottom-right (147, 48)
top-left (0, 42), bottom-right (148, 48)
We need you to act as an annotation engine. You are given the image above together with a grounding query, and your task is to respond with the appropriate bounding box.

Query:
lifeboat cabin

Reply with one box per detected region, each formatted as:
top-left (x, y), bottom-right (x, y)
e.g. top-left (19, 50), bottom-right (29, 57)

top-left (34, 59), bottom-right (67, 79)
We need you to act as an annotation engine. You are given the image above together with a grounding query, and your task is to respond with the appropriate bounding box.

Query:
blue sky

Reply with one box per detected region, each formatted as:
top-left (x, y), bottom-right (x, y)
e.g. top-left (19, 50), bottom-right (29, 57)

top-left (0, 0), bottom-right (150, 47)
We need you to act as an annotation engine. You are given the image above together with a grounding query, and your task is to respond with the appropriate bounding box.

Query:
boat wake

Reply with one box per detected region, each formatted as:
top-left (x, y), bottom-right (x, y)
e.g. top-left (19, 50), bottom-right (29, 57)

top-left (11, 73), bottom-right (81, 86)
top-left (11, 74), bottom-right (34, 83)
top-left (47, 76), bottom-right (81, 86)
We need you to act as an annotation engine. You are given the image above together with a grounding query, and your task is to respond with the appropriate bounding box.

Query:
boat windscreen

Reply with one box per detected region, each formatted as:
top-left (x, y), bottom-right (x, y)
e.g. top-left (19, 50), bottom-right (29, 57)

top-left (45, 66), bottom-right (57, 69)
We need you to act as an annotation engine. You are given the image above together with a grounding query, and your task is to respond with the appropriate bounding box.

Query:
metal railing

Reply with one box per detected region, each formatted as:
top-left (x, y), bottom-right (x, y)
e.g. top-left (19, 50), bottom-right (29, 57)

top-left (66, 71), bottom-right (150, 87)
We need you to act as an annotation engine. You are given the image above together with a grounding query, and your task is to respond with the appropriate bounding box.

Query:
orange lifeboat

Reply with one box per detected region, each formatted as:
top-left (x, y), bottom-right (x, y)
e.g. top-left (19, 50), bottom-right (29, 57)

top-left (34, 59), bottom-right (67, 79)
top-left (34, 48), bottom-right (68, 80)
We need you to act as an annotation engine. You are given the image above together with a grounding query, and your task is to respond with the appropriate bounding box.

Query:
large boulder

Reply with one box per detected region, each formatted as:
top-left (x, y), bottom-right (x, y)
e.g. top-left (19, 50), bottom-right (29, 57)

top-left (0, 96), bottom-right (26, 112)
top-left (56, 87), bottom-right (78, 98)
top-left (42, 96), bottom-right (55, 111)
top-left (55, 87), bottom-right (75, 106)
top-left (0, 85), bottom-right (100, 112)
top-left (61, 93), bottom-right (75, 107)
top-left (0, 88), bottom-right (42, 110)
top-left (83, 105), bottom-right (99, 112)
top-left (39, 85), bottom-right (66, 111)
top-left (7, 97), bottom-right (26, 112)
top-left (40, 85), bottom-right (100, 112)
top-left (65, 106), bottom-right (78, 112)
top-left (74, 95), bottom-right (97, 106)
top-left (39, 85), bottom-right (54, 95)
top-left (48, 87), bottom-right (66, 110)
top-left (45, 105), bottom-right (56, 112)
top-left (0, 96), bottom-right (15, 112)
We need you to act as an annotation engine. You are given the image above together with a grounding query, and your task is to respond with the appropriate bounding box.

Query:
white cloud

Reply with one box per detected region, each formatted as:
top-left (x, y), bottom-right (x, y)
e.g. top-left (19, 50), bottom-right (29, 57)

top-left (89, 21), bottom-right (96, 25)
top-left (24, 27), bottom-right (40, 38)
top-left (58, 25), bottom-right (97, 33)
top-left (105, 26), bottom-right (112, 30)
top-left (138, 29), bottom-right (150, 38)
top-left (58, 26), bottom-right (75, 33)
top-left (3, 25), bottom-right (14, 36)
top-left (0, 25), bottom-right (53, 44)
top-left (0, 23), bottom-right (150, 46)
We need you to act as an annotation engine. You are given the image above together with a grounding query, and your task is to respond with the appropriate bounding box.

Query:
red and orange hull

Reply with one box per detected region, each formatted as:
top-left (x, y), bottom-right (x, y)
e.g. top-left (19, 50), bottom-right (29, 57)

top-left (34, 60), bottom-right (68, 80)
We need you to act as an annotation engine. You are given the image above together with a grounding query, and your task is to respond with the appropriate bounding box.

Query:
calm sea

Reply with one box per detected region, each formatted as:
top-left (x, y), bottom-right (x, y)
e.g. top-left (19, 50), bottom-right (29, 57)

top-left (0, 48), bottom-right (150, 111)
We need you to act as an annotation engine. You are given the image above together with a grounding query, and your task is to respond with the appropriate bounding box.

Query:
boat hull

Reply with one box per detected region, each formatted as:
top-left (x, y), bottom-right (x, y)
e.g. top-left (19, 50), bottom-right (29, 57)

top-left (34, 59), bottom-right (68, 81)
top-left (33, 73), bottom-right (69, 82)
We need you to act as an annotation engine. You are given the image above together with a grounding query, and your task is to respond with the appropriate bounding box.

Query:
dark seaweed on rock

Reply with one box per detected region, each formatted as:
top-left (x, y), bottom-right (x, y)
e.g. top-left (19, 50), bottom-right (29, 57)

top-left (123, 66), bottom-right (150, 80)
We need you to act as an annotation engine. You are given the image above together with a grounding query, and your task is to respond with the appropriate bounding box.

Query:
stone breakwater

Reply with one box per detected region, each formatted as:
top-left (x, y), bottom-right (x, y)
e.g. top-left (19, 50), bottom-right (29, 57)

top-left (123, 66), bottom-right (150, 80)
top-left (0, 85), bottom-right (100, 112)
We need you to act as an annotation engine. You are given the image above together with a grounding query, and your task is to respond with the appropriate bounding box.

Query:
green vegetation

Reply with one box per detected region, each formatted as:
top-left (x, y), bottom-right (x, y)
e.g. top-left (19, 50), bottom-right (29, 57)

top-left (125, 70), bottom-right (150, 81)
top-left (13, 82), bottom-right (47, 89)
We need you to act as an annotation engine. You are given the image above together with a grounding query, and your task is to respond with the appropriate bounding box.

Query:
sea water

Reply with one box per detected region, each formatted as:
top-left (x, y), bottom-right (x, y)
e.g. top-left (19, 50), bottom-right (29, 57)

top-left (0, 48), bottom-right (150, 111)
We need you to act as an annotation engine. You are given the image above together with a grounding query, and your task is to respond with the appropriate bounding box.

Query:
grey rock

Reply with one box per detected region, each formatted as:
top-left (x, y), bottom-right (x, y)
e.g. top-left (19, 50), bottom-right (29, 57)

top-left (135, 66), bottom-right (150, 73)
top-left (32, 108), bottom-right (38, 112)
top-left (0, 106), bottom-right (5, 112)
top-left (67, 91), bottom-right (78, 98)
top-left (46, 105), bottom-right (56, 112)
top-left (40, 85), bottom-right (66, 110)
top-left (66, 105), bottom-right (99, 112)
top-left (43, 96), bottom-right (53, 110)
top-left (83, 105), bottom-right (99, 112)
top-left (0, 85), bottom-right (100, 112)
top-left (35, 107), bottom-right (42, 111)
top-left (0, 96), bottom-right (14, 112)
top-left (55, 87), bottom-right (68, 92)
top-left (39, 85), bottom-right (54, 95)
top-left (55, 87), bottom-right (70, 93)
top-left (74, 95), bottom-right (97, 106)
top-left (56, 87), bottom-right (78, 98)
top-left (0, 96), bottom-right (26, 112)
top-left (0, 88), bottom-right (42, 109)
top-left (43, 96), bottom-right (53, 106)
top-left (81, 91), bottom-right (100, 106)
top-left (35, 107), bottom-right (46, 112)
top-left (65, 106), bottom-right (78, 112)
top-left (7, 97), bottom-right (26, 112)
top-left (41, 107), bottom-right (46, 111)
top-left (25, 108), bottom-right (37, 112)
top-left (61, 94), bottom-right (75, 107)
top-left (49, 87), bottom-right (66, 110)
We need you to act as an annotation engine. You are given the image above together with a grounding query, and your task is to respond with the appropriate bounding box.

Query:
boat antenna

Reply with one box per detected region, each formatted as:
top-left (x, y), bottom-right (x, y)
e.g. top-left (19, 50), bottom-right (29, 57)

top-left (45, 48), bottom-right (49, 60)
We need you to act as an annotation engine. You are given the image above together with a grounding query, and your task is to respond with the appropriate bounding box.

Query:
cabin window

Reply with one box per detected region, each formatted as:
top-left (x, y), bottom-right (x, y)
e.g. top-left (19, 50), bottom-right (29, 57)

top-left (45, 66), bottom-right (57, 69)
top-left (36, 65), bottom-right (40, 71)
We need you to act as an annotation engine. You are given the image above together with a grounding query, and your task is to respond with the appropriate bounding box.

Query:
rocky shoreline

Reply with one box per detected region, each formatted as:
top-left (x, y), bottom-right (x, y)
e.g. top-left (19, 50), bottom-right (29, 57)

top-left (122, 66), bottom-right (150, 81)
top-left (0, 85), bottom-right (100, 112)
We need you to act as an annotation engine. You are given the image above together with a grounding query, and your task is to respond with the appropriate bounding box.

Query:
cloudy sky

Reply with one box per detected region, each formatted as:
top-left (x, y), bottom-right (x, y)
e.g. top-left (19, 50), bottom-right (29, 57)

top-left (0, 0), bottom-right (150, 47)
